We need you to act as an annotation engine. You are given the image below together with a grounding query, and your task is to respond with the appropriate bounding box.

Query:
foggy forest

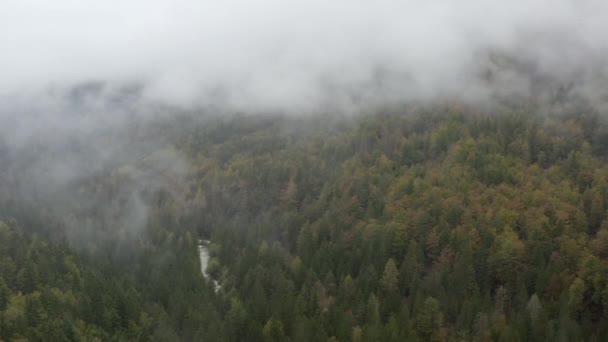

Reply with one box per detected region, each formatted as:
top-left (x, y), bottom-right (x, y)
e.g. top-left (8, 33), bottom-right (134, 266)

top-left (2, 1), bottom-right (608, 341)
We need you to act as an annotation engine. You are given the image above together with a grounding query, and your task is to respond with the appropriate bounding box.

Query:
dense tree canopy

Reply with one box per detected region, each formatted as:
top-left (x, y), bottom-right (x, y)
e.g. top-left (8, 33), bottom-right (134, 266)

top-left (2, 105), bottom-right (608, 340)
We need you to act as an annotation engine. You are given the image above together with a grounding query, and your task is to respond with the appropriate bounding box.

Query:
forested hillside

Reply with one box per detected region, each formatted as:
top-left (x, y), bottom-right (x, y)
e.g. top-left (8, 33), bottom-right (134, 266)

top-left (2, 106), bottom-right (608, 341)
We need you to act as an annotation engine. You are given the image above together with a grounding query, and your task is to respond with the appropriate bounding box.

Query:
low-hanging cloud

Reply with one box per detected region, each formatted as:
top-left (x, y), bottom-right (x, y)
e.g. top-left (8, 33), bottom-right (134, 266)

top-left (1, 0), bottom-right (608, 253)
top-left (2, 0), bottom-right (608, 112)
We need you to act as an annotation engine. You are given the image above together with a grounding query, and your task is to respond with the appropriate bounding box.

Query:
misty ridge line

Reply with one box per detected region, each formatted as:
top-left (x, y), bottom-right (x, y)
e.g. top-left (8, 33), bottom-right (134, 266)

top-left (1, 0), bottom-right (608, 112)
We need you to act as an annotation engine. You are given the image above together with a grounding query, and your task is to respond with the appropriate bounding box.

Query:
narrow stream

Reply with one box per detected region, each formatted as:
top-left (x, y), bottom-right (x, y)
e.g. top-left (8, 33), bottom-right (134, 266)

top-left (198, 240), bottom-right (221, 292)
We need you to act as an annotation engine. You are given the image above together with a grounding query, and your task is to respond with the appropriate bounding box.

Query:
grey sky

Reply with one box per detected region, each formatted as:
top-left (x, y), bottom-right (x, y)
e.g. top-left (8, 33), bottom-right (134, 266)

top-left (2, 0), bottom-right (608, 111)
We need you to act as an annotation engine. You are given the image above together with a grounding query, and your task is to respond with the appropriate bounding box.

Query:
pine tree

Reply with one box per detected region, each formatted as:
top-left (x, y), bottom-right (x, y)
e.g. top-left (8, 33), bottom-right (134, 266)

top-left (415, 297), bottom-right (442, 341)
